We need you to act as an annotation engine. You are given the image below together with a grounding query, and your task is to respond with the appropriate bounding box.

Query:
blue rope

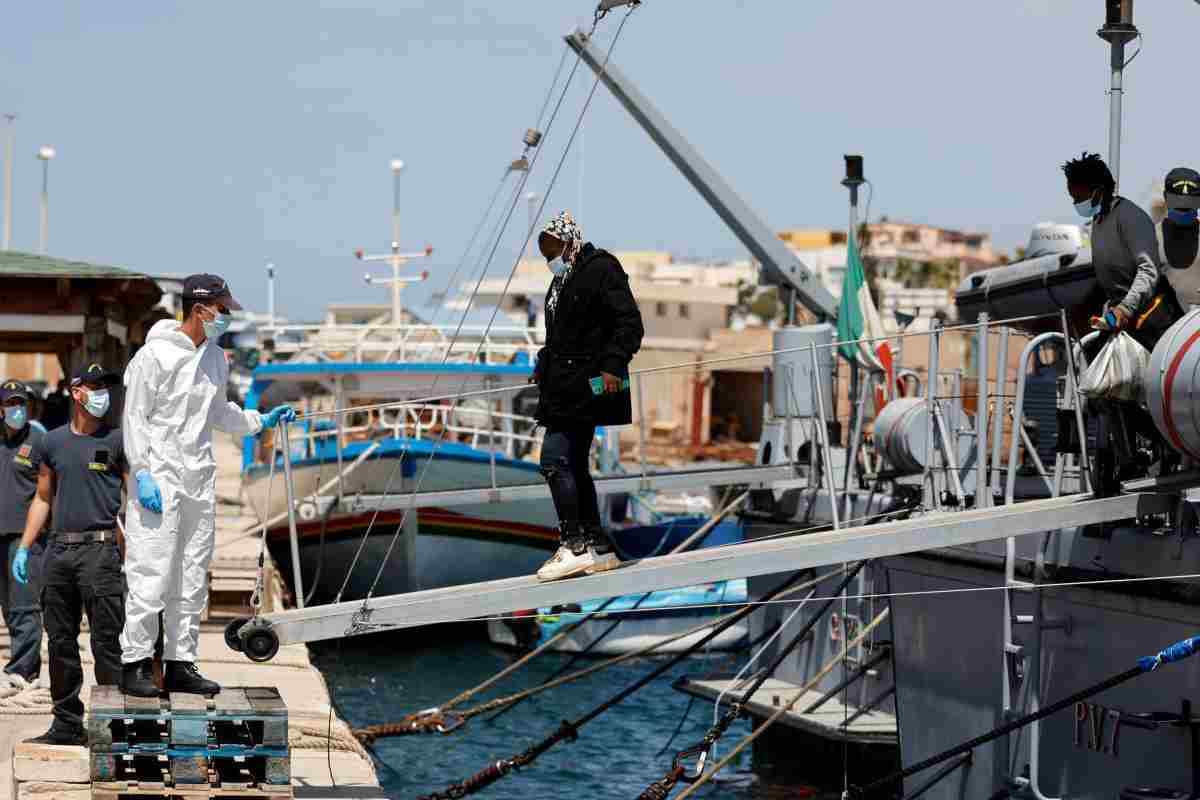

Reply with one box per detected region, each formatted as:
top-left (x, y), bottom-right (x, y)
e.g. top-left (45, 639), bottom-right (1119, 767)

top-left (1139, 634), bottom-right (1200, 673)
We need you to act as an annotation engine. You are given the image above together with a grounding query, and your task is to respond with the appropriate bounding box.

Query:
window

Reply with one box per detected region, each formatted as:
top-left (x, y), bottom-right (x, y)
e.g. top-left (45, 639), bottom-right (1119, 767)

top-left (679, 303), bottom-right (690, 319)
top-left (902, 230), bottom-right (920, 244)
top-left (656, 302), bottom-right (668, 317)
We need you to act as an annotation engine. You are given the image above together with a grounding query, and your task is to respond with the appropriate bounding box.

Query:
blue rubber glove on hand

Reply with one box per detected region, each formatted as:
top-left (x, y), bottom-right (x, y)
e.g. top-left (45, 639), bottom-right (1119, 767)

top-left (135, 469), bottom-right (163, 513)
top-left (262, 404), bottom-right (296, 431)
top-left (12, 547), bottom-right (29, 585)
top-left (1138, 655), bottom-right (1162, 673)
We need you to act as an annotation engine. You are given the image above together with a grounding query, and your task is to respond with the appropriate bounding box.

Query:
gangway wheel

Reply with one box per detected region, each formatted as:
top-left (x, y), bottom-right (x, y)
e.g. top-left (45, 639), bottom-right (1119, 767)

top-left (224, 617), bottom-right (250, 653)
top-left (239, 622), bottom-right (281, 663)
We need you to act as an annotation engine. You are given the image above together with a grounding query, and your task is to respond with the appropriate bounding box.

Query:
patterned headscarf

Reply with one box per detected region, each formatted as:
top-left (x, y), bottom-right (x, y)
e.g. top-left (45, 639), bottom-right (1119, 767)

top-left (541, 211), bottom-right (583, 265)
top-left (543, 211), bottom-right (583, 317)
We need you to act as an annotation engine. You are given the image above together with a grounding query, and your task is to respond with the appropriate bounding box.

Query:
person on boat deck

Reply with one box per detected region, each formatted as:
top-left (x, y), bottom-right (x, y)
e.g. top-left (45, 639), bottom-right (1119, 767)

top-left (1064, 153), bottom-right (1185, 489)
top-left (119, 274), bottom-right (295, 697)
top-left (1064, 152), bottom-right (1183, 349)
top-left (531, 211), bottom-right (644, 582)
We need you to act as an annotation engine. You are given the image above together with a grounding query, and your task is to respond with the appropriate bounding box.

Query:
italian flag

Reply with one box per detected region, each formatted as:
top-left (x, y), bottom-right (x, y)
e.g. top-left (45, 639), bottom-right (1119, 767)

top-left (836, 233), bottom-right (895, 403)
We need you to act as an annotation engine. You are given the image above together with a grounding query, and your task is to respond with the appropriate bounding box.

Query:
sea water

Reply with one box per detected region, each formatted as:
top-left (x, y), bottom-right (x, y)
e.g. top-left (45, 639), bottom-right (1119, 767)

top-left (311, 630), bottom-right (841, 799)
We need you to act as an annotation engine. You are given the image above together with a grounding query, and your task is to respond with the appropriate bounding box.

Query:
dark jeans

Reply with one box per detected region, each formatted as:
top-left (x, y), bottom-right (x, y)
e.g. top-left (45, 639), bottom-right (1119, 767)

top-left (0, 535), bottom-right (42, 681)
top-left (42, 539), bottom-right (125, 733)
top-left (540, 425), bottom-right (600, 527)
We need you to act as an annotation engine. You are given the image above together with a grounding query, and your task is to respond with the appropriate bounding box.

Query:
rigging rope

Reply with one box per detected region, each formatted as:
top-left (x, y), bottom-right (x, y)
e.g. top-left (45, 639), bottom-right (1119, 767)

top-left (345, 1), bottom-right (641, 620)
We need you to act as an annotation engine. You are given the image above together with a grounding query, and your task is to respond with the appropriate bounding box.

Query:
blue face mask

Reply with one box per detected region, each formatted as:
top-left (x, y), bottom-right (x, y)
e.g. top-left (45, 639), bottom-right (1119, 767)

top-left (1168, 208), bottom-right (1198, 225)
top-left (202, 310), bottom-right (232, 340)
top-left (1074, 197), bottom-right (1101, 219)
top-left (83, 388), bottom-right (110, 419)
top-left (3, 405), bottom-right (26, 430)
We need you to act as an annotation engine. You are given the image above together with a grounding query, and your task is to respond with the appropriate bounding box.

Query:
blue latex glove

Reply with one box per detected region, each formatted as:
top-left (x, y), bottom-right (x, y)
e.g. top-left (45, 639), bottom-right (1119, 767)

top-left (135, 469), bottom-right (163, 513)
top-left (262, 404), bottom-right (296, 431)
top-left (12, 547), bottom-right (29, 585)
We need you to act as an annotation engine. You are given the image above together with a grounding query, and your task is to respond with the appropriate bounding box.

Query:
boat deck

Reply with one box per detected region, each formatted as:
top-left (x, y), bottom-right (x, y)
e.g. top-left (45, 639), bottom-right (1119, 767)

top-left (675, 676), bottom-right (897, 745)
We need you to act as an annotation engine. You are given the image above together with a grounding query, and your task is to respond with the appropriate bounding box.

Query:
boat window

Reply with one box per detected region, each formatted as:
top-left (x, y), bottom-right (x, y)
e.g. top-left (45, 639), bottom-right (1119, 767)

top-left (679, 303), bottom-right (690, 319)
top-left (656, 302), bottom-right (668, 317)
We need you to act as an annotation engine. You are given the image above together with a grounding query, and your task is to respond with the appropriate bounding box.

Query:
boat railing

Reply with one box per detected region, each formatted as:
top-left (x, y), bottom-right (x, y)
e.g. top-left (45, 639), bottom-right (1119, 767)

top-left (260, 401), bottom-right (545, 464)
top-left (256, 322), bottom-right (543, 364)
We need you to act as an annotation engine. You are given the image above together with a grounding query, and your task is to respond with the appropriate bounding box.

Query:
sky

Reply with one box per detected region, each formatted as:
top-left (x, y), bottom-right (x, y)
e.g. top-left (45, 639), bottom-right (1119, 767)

top-left (3, 1), bottom-right (1199, 321)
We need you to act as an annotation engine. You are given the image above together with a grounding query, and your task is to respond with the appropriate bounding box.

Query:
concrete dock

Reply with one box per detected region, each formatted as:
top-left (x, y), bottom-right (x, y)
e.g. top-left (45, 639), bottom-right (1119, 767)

top-left (1, 433), bottom-right (384, 799)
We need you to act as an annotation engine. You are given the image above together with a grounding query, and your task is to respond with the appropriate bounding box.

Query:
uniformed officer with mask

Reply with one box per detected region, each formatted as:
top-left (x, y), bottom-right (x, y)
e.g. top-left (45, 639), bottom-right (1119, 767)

top-left (0, 380), bottom-right (44, 686)
top-left (12, 363), bottom-right (126, 745)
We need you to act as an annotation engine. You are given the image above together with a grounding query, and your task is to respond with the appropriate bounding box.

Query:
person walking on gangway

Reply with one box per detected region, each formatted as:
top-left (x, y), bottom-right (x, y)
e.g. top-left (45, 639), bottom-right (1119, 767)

top-left (0, 380), bottom-right (45, 688)
top-left (119, 274), bottom-right (294, 696)
top-left (531, 211), bottom-right (644, 581)
top-left (12, 363), bottom-right (126, 745)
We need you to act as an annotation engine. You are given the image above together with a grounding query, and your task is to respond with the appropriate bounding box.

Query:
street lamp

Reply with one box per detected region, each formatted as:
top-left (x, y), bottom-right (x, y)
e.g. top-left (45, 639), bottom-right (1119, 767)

top-left (36, 145), bottom-right (55, 255)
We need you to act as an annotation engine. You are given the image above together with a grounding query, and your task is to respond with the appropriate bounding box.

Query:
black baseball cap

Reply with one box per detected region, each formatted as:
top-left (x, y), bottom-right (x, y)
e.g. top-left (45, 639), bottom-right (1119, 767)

top-left (70, 362), bottom-right (120, 388)
top-left (0, 380), bottom-right (29, 403)
top-left (183, 273), bottom-right (243, 311)
top-left (1165, 167), bottom-right (1200, 210)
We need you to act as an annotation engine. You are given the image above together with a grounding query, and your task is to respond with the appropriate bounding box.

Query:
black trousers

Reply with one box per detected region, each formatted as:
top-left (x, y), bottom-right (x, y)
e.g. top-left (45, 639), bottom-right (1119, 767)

top-left (540, 425), bottom-right (600, 528)
top-left (42, 539), bottom-right (125, 733)
top-left (0, 535), bottom-right (42, 681)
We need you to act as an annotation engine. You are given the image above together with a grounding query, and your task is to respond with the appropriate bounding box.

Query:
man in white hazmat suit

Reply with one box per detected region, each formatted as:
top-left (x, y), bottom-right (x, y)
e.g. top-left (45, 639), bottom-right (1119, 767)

top-left (119, 274), bottom-right (295, 696)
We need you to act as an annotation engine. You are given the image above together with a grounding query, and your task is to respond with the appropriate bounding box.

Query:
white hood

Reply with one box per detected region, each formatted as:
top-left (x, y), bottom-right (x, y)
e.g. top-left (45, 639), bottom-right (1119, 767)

top-left (145, 318), bottom-right (202, 353)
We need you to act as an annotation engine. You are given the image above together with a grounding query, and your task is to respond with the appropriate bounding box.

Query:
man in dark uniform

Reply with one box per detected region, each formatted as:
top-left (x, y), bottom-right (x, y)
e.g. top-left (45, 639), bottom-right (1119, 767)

top-left (0, 380), bottom-right (44, 685)
top-left (12, 363), bottom-right (126, 745)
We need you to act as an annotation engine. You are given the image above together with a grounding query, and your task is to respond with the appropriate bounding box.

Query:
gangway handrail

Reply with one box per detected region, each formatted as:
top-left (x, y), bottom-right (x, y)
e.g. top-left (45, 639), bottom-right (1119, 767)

top-left (240, 488), bottom-right (1183, 651)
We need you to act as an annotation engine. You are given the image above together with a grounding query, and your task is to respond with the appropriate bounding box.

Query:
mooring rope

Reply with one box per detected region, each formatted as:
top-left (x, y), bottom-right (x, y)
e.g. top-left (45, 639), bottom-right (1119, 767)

top-left (352, 571), bottom-right (829, 744)
top-left (673, 608), bottom-right (891, 800)
top-left (638, 563), bottom-right (867, 798)
top-left (413, 567), bottom-right (813, 799)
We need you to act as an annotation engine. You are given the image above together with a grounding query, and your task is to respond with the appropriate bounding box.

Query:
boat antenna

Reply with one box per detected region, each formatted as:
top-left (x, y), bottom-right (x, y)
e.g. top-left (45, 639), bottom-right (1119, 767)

top-left (1097, 0), bottom-right (1141, 189)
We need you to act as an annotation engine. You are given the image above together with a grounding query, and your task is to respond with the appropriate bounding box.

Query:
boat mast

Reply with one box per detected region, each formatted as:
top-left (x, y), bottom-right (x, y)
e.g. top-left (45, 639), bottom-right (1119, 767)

top-left (1098, 0), bottom-right (1138, 188)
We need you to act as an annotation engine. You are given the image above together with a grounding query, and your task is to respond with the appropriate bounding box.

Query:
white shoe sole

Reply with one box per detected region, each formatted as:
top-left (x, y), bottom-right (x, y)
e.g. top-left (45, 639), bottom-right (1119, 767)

top-left (584, 553), bottom-right (620, 574)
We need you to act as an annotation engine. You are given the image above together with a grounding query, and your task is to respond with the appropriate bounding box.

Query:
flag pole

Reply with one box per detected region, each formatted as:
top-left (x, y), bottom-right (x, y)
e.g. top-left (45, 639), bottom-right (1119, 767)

top-left (841, 155), bottom-right (866, 507)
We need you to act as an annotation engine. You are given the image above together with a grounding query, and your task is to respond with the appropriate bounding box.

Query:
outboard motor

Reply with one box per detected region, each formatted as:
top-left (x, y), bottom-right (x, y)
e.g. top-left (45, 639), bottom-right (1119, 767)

top-left (1162, 167), bottom-right (1200, 270)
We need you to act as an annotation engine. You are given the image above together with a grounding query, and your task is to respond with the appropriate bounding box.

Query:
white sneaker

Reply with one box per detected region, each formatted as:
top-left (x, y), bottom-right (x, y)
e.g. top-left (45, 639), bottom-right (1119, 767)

top-left (537, 544), bottom-right (594, 582)
top-left (585, 549), bottom-right (619, 575)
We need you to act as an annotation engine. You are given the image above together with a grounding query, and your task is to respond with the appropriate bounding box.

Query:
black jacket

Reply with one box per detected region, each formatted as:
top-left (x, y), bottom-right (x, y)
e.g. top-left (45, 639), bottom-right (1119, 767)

top-left (534, 244), bottom-right (644, 427)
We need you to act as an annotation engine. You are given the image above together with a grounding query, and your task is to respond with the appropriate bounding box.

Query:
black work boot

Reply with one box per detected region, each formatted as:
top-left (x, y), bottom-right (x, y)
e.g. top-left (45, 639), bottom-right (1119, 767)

top-left (25, 726), bottom-right (87, 746)
top-left (121, 658), bottom-right (159, 698)
top-left (163, 661), bottom-right (220, 696)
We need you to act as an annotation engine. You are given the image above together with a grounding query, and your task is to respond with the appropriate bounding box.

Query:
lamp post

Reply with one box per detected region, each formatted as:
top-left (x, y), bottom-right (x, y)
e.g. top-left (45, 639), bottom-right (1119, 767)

top-left (36, 145), bottom-right (55, 255)
top-left (2, 114), bottom-right (14, 251)
top-left (1098, 0), bottom-right (1138, 188)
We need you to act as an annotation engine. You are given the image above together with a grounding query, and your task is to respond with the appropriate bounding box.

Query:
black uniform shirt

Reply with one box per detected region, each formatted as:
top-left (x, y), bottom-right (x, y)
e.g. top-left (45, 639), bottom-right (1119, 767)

top-left (42, 424), bottom-right (127, 533)
top-left (0, 424), bottom-right (45, 534)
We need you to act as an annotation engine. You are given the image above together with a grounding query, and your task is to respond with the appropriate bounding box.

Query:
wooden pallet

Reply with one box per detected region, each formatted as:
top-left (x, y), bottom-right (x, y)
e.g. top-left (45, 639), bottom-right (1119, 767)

top-left (93, 788), bottom-right (291, 800)
top-left (91, 751), bottom-right (289, 788)
top-left (89, 686), bottom-right (290, 790)
top-left (89, 687), bottom-right (288, 753)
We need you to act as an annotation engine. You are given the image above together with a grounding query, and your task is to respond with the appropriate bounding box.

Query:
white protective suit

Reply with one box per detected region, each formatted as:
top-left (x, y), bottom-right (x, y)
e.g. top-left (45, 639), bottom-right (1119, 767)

top-left (119, 319), bottom-right (263, 664)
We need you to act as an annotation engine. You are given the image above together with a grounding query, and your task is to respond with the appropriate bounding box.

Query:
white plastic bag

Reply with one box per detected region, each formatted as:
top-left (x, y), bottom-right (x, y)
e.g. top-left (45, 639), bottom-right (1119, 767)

top-left (1079, 331), bottom-right (1150, 403)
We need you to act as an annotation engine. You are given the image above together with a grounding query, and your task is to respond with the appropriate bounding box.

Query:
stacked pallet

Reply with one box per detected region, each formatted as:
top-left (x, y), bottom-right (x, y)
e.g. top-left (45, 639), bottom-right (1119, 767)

top-left (88, 686), bottom-right (290, 800)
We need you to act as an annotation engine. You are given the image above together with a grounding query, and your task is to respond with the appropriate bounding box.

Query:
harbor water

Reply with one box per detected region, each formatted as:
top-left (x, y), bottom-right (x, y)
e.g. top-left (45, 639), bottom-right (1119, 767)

top-left (312, 629), bottom-right (843, 799)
